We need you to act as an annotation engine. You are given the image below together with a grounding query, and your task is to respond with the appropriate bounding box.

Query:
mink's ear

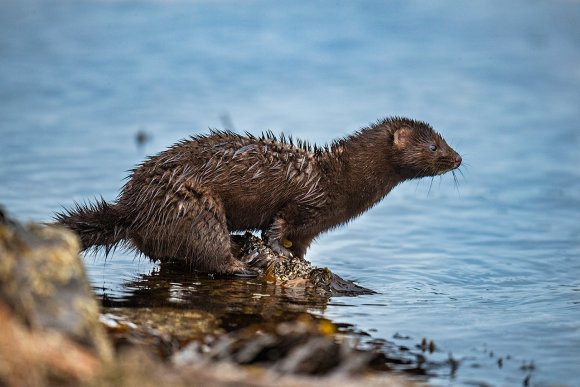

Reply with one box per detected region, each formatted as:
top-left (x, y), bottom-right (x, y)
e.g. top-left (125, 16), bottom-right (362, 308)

top-left (394, 126), bottom-right (413, 150)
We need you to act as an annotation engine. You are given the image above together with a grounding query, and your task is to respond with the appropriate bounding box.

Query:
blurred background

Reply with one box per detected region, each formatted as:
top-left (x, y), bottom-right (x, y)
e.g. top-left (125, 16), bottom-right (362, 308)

top-left (1, 1), bottom-right (579, 385)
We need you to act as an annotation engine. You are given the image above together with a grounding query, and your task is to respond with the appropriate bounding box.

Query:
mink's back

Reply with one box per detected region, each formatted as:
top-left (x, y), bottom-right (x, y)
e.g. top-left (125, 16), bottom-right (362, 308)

top-left (118, 131), bottom-right (327, 231)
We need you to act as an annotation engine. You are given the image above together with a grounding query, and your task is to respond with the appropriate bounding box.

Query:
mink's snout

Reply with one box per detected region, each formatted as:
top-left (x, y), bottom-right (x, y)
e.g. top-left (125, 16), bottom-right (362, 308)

top-left (454, 155), bottom-right (462, 168)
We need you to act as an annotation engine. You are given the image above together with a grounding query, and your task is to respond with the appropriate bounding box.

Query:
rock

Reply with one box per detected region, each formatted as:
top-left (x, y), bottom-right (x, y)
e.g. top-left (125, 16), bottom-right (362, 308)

top-left (233, 232), bottom-right (375, 296)
top-left (0, 302), bottom-right (101, 385)
top-left (93, 311), bottom-right (415, 387)
top-left (97, 305), bottom-right (419, 386)
top-left (0, 207), bottom-right (112, 385)
top-left (189, 315), bottom-right (387, 376)
top-left (90, 348), bottom-right (414, 387)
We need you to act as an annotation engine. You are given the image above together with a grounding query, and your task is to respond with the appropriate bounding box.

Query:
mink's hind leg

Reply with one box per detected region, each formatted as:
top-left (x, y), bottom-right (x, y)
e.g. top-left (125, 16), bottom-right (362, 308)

top-left (129, 188), bottom-right (251, 275)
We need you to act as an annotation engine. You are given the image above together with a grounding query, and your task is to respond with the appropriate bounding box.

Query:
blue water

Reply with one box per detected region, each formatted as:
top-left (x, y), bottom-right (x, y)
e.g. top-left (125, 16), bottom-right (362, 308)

top-left (1, 1), bottom-right (579, 385)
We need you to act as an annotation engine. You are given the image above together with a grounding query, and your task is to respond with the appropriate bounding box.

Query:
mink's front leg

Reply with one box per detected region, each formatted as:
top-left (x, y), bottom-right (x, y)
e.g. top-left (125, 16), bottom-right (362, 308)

top-left (263, 208), bottom-right (318, 260)
top-left (262, 216), bottom-right (294, 258)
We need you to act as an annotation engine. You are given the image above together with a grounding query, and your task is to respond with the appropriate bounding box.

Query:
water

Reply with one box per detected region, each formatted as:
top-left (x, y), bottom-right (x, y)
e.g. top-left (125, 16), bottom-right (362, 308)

top-left (1, 0), bottom-right (579, 385)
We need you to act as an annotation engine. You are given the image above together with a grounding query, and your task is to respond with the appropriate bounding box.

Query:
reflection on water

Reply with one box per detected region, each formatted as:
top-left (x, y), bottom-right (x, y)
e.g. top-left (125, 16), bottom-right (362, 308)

top-left (104, 264), bottom-right (332, 321)
top-left (1, 1), bottom-right (580, 386)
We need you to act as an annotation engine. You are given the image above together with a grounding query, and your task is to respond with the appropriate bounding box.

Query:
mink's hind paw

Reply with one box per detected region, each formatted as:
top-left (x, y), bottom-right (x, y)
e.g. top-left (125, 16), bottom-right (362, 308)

top-left (240, 250), bottom-right (276, 270)
top-left (219, 261), bottom-right (261, 277)
top-left (219, 256), bottom-right (262, 277)
top-left (232, 268), bottom-right (260, 277)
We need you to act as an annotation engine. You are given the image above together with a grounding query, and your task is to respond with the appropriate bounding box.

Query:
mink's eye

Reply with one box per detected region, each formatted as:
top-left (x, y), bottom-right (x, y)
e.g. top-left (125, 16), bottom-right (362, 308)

top-left (429, 144), bottom-right (437, 152)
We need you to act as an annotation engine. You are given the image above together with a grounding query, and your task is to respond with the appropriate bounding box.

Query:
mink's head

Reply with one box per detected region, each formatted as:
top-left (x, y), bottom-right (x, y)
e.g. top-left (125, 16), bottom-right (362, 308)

top-left (389, 118), bottom-right (461, 179)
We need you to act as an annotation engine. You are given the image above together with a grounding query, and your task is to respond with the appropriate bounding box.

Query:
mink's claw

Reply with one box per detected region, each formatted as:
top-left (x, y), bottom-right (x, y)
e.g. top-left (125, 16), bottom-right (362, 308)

top-left (241, 251), bottom-right (275, 270)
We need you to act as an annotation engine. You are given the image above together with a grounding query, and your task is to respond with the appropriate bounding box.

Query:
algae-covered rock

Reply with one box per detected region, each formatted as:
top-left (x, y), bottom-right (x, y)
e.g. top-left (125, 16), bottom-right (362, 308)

top-left (233, 232), bottom-right (375, 296)
top-left (95, 308), bottom-right (416, 386)
top-left (189, 315), bottom-right (380, 375)
top-left (90, 348), bottom-right (414, 387)
top-left (0, 207), bottom-right (112, 386)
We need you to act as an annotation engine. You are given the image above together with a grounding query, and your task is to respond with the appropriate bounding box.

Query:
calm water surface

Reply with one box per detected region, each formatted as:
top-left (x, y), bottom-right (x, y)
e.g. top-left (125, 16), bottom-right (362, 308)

top-left (1, 1), bottom-right (579, 385)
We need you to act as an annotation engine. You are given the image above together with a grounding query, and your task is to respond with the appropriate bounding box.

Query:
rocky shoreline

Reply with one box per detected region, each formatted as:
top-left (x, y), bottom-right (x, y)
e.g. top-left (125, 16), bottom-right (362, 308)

top-left (1, 207), bottom-right (426, 386)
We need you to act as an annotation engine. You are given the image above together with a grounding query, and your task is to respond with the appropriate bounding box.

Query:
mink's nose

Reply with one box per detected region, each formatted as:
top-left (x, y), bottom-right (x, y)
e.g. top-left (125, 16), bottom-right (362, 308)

top-left (454, 155), bottom-right (462, 168)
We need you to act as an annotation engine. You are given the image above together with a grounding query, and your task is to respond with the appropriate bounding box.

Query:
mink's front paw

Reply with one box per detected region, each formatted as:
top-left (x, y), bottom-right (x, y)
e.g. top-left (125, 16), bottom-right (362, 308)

top-left (267, 239), bottom-right (294, 258)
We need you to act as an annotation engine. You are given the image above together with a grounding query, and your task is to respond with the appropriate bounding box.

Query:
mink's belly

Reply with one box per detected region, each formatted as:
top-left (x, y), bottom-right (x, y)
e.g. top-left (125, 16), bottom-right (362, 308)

top-left (224, 203), bottom-right (279, 231)
top-left (208, 171), bottom-right (307, 231)
top-left (221, 192), bottom-right (285, 231)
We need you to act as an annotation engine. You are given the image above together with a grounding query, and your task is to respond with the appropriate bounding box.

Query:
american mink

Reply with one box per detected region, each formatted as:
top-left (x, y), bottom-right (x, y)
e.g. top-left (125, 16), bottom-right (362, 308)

top-left (56, 117), bottom-right (461, 275)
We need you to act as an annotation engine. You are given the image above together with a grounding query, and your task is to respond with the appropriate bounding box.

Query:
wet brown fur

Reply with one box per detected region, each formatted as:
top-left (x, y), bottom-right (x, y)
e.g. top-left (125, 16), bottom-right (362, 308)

top-left (56, 117), bottom-right (461, 274)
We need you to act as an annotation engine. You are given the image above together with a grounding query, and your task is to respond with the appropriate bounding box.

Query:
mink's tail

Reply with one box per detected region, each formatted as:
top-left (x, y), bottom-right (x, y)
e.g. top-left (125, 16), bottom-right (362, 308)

top-left (54, 198), bottom-right (129, 255)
